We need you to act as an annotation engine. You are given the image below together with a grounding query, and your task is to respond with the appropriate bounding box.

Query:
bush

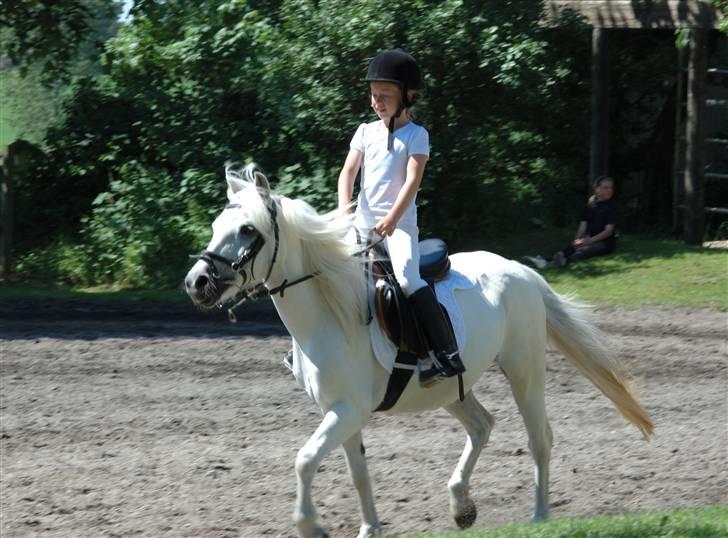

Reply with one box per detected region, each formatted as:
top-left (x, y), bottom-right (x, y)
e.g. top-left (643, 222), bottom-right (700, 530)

top-left (15, 237), bottom-right (91, 285)
top-left (15, 162), bottom-right (225, 288)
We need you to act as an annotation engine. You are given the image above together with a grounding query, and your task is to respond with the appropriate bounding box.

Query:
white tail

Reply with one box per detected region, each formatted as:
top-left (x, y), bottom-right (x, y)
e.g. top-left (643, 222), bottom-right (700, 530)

top-left (540, 284), bottom-right (654, 440)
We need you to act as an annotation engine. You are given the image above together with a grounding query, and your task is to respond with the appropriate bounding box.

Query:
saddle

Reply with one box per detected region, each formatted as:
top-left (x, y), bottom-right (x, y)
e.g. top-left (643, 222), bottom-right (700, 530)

top-left (366, 238), bottom-right (454, 411)
top-left (370, 238), bottom-right (451, 352)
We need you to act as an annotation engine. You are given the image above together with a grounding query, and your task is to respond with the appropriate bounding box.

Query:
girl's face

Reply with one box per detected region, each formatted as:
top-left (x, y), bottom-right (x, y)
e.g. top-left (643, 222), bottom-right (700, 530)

top-left (369, 81), bottom-right (401, 122)
top-left (594, 179), bottom-right (614, 202)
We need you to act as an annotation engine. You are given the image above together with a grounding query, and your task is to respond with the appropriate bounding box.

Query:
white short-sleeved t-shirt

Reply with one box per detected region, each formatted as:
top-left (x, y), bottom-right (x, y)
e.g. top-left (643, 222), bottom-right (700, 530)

top-left (349, 120), bottom-right (429, 229)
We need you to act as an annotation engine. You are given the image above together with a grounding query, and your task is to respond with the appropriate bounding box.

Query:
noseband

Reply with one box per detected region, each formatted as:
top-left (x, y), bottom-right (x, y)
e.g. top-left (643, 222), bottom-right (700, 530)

top-left (201, 206), bottom-right (275, 275)
top-left (197, 199), bottom-right (280, 297)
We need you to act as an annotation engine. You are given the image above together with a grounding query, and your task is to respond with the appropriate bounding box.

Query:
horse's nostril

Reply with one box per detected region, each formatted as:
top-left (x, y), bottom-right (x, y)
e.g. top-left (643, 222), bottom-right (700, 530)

top-left (194, 275), bottom-right (209, 289)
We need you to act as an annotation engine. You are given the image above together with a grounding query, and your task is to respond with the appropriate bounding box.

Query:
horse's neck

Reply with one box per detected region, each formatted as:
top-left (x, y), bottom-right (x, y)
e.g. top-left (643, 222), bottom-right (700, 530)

top-left (267, 246), bottom-right (333, 341)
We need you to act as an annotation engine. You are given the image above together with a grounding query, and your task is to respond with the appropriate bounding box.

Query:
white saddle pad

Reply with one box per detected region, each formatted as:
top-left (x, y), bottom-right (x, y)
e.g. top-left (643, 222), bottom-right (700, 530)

top-left (368, 253), bottom-right (479, 373)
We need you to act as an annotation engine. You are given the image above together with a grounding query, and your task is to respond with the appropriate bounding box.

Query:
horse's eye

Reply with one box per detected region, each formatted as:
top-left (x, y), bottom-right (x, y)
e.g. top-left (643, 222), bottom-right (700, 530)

top-left (239, 224), bottom-right (256, 236)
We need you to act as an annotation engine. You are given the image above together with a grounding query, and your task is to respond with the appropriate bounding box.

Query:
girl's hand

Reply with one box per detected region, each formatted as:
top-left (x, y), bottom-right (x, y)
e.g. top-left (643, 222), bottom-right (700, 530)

top-left (374, 216), bottom-right (396, 237)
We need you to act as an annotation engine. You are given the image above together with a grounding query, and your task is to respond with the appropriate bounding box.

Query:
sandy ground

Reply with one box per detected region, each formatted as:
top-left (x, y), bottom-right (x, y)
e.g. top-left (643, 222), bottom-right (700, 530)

top-left (1, 299), bottom-right (726, 537)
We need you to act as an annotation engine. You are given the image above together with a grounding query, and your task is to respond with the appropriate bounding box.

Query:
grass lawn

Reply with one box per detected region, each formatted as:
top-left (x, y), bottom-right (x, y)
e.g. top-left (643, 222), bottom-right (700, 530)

top-left (0, 235), bottom-right (725, 309)
top-left (462, 230), bottom-right (726, 309)
top-left (0, 284), bottom-right (188, 304)
top-left (395, 506), bottom-right (728, 538)
top-left (539, 235), bottom-right (727, 309)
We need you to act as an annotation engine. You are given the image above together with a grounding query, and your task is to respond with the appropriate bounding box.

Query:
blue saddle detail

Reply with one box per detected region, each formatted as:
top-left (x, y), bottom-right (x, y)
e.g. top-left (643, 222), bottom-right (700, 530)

top-left (419, 238), bottom-right (451, 281)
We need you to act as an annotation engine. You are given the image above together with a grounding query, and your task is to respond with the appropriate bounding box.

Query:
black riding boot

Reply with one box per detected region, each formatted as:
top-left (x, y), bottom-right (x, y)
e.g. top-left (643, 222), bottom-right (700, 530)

top-left (409, 286), bottom-right (466, 387)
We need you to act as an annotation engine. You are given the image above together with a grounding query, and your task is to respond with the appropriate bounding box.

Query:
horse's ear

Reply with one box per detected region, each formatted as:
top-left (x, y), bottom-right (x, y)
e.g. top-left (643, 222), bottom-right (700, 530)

top-left (225, 162), bottom-right (270, 200)
top-left (226, 176), bottom-right (246, 201)
top-left (244, 163), bottom-right (271, 194)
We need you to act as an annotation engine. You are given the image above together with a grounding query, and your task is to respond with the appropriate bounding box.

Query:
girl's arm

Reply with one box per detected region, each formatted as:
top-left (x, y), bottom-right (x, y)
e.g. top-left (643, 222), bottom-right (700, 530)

top-left (374, 153), bottom-right (428, 237)
top-left (574, 221), bottom-right (588, 240)
top-left (337, 148), bottom-right (362, 213)
top-left (571, 221), bottom-right (588, 247)
top-left (582, 224), bottom-right (615, 245)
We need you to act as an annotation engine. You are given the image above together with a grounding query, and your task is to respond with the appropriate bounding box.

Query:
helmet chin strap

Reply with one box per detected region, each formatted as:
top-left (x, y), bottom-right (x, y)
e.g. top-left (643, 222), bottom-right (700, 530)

top-left (387, 112), bottom-right (399, 151)
top-left (387, 83), bottom-right (411, 151)
top-left (387, 103), bottom-right (405, 151)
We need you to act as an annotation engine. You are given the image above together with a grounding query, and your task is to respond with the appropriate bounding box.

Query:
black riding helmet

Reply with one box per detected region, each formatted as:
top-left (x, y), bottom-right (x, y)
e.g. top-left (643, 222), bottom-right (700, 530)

top-left (365, 48), bottom-right (422, 107)
top-left (365, 49), bottom-right (422, 149)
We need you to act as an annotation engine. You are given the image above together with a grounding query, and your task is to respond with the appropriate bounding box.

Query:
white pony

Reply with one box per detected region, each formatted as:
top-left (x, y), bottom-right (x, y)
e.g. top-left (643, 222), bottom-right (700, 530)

top-left (185, 165), bottom-right (653, 538)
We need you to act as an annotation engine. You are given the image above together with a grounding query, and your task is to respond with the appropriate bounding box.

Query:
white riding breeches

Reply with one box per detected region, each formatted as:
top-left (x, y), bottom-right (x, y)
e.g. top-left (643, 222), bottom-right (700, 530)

top-left (348, 224), bottom-right (427, 297)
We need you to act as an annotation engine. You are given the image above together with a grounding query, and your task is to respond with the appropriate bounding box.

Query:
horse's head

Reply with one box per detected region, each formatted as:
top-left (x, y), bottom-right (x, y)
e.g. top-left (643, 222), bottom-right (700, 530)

top-left (185, 164), bottom-right (280, 309)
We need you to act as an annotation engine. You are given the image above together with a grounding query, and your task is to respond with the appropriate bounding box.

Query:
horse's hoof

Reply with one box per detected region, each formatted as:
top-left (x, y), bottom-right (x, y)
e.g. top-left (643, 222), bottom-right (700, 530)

top-left (357, 522), bottom-right (382, 538)
top-left (453, 498), bottom-right (477, 529)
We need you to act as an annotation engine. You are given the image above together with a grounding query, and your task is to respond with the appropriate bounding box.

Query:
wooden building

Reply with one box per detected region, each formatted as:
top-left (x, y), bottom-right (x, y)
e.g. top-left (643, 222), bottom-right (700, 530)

top-left (543, 1), bottom-right (725, 244)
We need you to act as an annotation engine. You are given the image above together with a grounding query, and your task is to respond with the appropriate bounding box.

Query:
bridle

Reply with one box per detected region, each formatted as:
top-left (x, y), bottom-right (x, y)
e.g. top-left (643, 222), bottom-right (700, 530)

top-left (198, 201), bottom-right (279, 288)
top-left (194, 198), bottom-right (318, 321)
top-left (194, 197), bottom-right (386, 322)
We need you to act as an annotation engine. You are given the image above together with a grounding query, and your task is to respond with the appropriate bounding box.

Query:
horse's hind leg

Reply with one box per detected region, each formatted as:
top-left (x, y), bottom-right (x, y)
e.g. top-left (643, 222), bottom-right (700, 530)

top-left (342, 432), bottom-right (381, 537)
top-left (498, 348), bottom-right (553, 522)
top-left (444, 391), bottom-right (496, 529)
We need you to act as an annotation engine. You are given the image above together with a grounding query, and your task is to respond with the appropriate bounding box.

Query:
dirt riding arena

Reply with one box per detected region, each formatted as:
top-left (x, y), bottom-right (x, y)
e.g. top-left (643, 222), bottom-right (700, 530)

top-left (1, 299), bottom-right (726, 537)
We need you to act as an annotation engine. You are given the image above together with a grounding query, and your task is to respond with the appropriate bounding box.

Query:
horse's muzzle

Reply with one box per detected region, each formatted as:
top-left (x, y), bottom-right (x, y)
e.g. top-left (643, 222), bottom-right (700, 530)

top-left (185, 264), bottom-right (222, 308)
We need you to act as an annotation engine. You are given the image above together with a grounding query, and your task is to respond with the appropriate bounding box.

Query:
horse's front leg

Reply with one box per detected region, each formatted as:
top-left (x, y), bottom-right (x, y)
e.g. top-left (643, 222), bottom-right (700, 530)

top-left (295, 400), bottom-right (368, 538)
top-left (342, 432), bottom-right (381, 537)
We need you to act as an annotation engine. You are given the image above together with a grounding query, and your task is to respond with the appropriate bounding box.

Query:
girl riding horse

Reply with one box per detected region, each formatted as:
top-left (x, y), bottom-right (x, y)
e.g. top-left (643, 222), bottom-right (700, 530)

top-left (337, 49), bottom-right (464, 386)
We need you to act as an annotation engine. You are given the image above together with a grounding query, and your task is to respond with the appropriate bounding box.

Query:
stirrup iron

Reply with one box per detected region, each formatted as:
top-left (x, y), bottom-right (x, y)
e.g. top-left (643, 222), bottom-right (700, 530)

top-left (418, 351), bottom-right (465, 388)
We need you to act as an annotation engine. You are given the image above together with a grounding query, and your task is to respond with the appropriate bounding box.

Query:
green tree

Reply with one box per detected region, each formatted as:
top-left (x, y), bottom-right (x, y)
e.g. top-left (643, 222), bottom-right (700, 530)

top-left (1, 0), bottom-right (122, 145)
top-left (712, 0), bottom-right (727, 34)
top-left (0, 0), bottom-right (121, 81)
top-left (17, 0), bottom-right (598, 287)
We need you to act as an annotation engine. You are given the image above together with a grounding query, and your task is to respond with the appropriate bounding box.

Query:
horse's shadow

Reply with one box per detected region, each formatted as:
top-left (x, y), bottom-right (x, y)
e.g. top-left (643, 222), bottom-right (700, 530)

top-left (0, 297), bottom-right (286, 340)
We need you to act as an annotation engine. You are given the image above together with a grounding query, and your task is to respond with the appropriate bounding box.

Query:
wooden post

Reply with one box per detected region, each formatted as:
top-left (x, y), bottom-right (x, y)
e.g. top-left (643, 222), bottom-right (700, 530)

top-left (684, 29), bottom-right (707, 245)
top-left (672, 44), bottom-right (687, 232)
top-left (0, 144), bottom-right (14, 280)
top-left (590, 28), bottom-right (610, 185)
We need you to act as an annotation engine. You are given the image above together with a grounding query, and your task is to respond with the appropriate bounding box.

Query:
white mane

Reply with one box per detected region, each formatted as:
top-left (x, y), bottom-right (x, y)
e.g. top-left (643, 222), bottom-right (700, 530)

top-left (229, 175), bottom-right (368, 341)
top-left (278, 197), bottom-right (369, 339)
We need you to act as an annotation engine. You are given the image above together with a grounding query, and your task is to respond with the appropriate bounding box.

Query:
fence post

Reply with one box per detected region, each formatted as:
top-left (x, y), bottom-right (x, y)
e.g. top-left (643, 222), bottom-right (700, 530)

top-left (684, 29), bottom-right (707, 245)
top-left (0, 143), bottom-right (14, 280)
top-left (590, 27), bottom-right (611, 186)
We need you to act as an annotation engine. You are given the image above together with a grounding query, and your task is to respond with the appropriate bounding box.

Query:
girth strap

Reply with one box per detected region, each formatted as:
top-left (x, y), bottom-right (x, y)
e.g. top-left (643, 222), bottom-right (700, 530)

top-left (373, 279), bottom-right (465, 410)
top-left (373, 351), bottom-right (418, 412)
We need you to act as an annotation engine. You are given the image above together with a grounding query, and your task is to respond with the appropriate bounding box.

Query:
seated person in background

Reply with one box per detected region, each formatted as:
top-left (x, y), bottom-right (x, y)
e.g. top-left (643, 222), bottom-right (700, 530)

top-left (523, 175), bottom-right (617, 269)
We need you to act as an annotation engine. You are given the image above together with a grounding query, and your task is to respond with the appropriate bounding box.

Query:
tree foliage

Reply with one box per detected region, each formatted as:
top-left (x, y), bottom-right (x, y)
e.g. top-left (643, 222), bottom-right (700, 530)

top-left (0, 0), bottom-right (121, 81)
top-left (1, 0), bottom-right (122, 144)
top-left (712, 0), bottom-right (728, 34)
top-left (15, 0), bottom-right (600, 287)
